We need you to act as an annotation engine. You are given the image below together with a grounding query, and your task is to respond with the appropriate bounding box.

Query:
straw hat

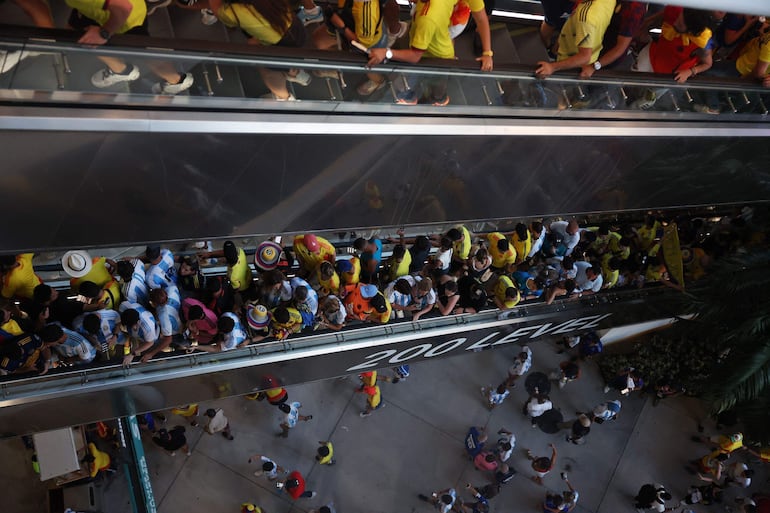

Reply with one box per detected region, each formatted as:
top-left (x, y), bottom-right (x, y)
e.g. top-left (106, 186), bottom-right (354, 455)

top-left (61, 250), bottom-right (92, 278)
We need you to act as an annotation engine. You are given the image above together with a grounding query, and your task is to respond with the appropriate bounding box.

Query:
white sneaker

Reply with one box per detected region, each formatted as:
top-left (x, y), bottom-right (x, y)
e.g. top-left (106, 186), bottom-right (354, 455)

top-left (285, 69), bottom-right (312, 86)
top-left (147, 0), bottom-right (173, 16)
top-left (200, 8), bottom-right (218, 25)
top-left (91, 65), bottom-right (140, 87)
top-left (387, 21), bottom-right (409, 48)
top-left (0, 50), bottom-right (42, 74)
top-left (630, 90), bottom-right (657, 110)
top-left (152, 73), bottom-right (194, 94)
top-left (297, 6), bottom-right (323, 26)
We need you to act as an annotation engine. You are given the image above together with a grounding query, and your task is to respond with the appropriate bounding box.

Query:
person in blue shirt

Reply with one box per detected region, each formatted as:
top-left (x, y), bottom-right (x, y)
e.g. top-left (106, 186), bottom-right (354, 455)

top-left (464, 426), bottom-right (488, 460)
top-left (354, 237), bottom-right (383, 283)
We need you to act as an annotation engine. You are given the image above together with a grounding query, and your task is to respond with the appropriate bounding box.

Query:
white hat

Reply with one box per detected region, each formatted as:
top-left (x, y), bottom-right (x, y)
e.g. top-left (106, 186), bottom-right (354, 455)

top-left (61, 250), bottom-right (93, 278)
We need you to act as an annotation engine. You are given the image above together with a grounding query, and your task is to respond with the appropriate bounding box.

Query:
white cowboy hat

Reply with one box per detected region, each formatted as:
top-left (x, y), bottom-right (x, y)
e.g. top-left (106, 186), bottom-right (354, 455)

top-left (61, 250), bottom-right (93, 278)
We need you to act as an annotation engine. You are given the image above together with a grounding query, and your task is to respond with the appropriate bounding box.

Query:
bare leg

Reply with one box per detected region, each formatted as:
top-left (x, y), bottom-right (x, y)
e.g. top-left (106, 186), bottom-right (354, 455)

top-left (98, 56), bottom-right (130, 74)
top-left (12, 0), bottom-right (54, 27)
top-left (383, 0), bottom-right (401, 34)
top-left (259, 68), bottom-right (290, 99)
top-left (148, 61), bottom-right (185, 85)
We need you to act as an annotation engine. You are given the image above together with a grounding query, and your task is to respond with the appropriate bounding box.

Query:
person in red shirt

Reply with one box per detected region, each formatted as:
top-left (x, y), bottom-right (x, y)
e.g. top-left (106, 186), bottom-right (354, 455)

top-left (631, 7), bottom-right (713, 110)
top-left (279, 471), bottom-right (317, 499)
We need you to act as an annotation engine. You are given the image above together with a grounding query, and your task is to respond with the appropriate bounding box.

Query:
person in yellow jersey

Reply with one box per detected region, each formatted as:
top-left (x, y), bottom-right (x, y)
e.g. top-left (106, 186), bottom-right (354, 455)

top-left (212, 0), bottom-right (313, 100)
top-left (62, 250), bottom-right (117, 290)
top-left (0, 253), bottom-right (42, 301)
top-left (315, 261), bottom-right (341, 297)
top-left (447, 226), bottom-right (472, 274)
top-left (535, 0), bottom-right (616, 77)
top-left (311, 0), bottom-right (391, 95)
top-left (221, 241), bottom-right (255, 299)
top-left (486, 232), bottom-right (517, 272)
top-left (241, 503), bottom-right (263, 513)
top-left (315, 440), bottom-right (335, 465)
top-left (493, 275), bottom-right (520, 310)
top-left (359, 384), bottom-right (384, 417)
top-left (383, 245), bottom-right (412, 283)
top-left (66, 0), bottom-right (193, 93)
top-left (510, 223), bottom-right (532, 265)
top-left (367, 0), bottom-right (493, 105)
top-left (698, 21), bottom-right (770, 112)
top-left (292, 234), bottom-right (337, 274)
top-left (337, 258), bottom-right (361, 286)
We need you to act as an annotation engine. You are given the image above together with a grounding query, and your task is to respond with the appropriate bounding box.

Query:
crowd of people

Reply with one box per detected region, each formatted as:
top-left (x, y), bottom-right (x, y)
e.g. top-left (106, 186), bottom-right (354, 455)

top-left (0, 205), bottom-right (764, 376)
top-left (1, 0), bottom-right (768, 107)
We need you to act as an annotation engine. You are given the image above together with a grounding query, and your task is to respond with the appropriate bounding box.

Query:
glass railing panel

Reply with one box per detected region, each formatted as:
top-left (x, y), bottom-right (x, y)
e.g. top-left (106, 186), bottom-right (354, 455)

top-left (1, 33), bottom-right (769, 119)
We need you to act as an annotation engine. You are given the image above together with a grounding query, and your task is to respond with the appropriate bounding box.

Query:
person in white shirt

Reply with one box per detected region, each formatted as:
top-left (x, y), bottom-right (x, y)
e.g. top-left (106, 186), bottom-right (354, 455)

top-left (204, 408), bottom-right (234, 440)
top-left (496, 428), bottom-right (515, 462)
top-left (527, 221), bottom-right (547, 260)
top-left (248, 454), bottom-right (286, 481)
top-left (574, 261), bottom-right (604, 296)
top-left (724, 462), bottom-right (753, 488)
top-left (195, 312), bottom-right (248, 353)
top-left (525, 395), bottom-right (553, 427)
top-left (481, 383), bottom-right (510, 410)
top-left (548, 220), bottom-right (581, 258)
top-left (506, 346), bottom-right (533, 387)
top-left (145, 246), bottom-right (177, 290)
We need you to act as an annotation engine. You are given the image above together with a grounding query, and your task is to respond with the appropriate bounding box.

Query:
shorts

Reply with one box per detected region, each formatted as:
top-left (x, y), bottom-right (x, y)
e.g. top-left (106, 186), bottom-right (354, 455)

top-left (68, 9), bottom-right (149, 35)
top-left (539, 0), bottom-right (573, 29)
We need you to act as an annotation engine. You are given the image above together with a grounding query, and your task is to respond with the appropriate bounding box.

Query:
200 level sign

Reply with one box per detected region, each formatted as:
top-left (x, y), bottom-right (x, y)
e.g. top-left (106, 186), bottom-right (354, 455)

top-left (345, 313), bottom-right (613, 372)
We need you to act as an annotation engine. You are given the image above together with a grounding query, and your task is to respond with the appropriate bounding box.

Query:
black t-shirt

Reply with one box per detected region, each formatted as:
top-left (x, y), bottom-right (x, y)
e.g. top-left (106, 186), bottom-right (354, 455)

top-left (457, 276), bottom-right (487, 311)
top-left (27, 296), bottom-right (85, 329)
top-left (409, 246), bottom-right (431, 273)
top-left (495, 468), bottom-right (516, 484)
top-left (571, 421), bottom-right (590, 437)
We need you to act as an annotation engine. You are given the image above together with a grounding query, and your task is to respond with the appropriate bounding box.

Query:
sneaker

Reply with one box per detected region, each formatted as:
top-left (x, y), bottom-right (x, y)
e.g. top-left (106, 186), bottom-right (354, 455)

top-left (275, 94), bottom-right (297, 101)
top-left (285, 69), bottom-right (312, 86)
top-left (357, 78), bottom-right (386, 96)
top-left (313, 69), bottom-right (340, 79)
top-left (386, 21), bottom-right (409, 48)
top-left (223, 432), bottom-right (234, 440)
top-left (395, 90), bottom-right (419, 105)
top-left (186, 451), bottom-right (192, 456)
top-left (693, 103), bottom-right (719, 115)
top-left (170, 452), bottom-right (176, 456)
top-left (91, 65), bottom-right (140, 88)
top-left (360, 411), bottom-right (372, 417)
top-left (152, 73), bottom-right (194, 95)
top-left (431, 95), bottom-right (450, 106)
top-left (147, 0), bottom-right (173, 16)
top-left (603, 385), bottom-right (611, 393)
top-left (309, 492), bottom-right (317, 498)
top-left (200, 8), bottom-right (218, 25)
top-left (630, 90), bottom-right (657, 110)
top-left (297, 6), bottom-right (323, 26)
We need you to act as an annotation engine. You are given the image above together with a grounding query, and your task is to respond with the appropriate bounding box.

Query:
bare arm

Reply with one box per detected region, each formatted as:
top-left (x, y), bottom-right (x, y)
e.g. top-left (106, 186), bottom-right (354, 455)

top-left (675, 48), bottom-right (713, 84)
top-left (536, 47), bottom-right (593, 77)
top-left (79, 0), bottom-right (134, 43)
top-left (581, 36), bottom-right (633, 78)
top-left (368, 47), bottom-right (425, 66)
top-left (471, 8), bottom-right (493, 71)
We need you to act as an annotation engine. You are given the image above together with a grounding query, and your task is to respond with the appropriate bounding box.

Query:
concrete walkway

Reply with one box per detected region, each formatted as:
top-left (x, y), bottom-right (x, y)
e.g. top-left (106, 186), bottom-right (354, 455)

top-left (137, 336), bottom-right (765, 513)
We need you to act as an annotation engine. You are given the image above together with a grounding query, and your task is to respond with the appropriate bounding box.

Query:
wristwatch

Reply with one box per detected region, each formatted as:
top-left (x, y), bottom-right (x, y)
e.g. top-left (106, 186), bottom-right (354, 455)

top-left (385, 48), bottom-right (393, 61)
top-left (99, 28), bottom-right (111, 41)
top-left (593, 61), bottom-right (602, 71)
